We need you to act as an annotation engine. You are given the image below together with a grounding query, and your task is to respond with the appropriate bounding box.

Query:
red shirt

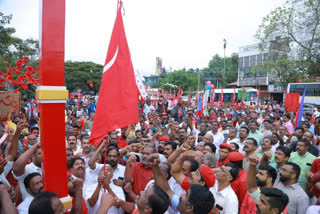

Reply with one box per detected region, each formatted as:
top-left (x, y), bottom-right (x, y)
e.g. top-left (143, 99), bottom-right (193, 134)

top-left (231, 169), bottom-right (247, 207)
top-left (130, 162), bottom-right (153, 195)
top-left (117, 136), bottom-right (127, 149)
top-left (66, 198), bottom-right (88, 214)
top-left (217, 158), bottom-right (229, 167)
top-left (311, 159), bottom-right (320, 199)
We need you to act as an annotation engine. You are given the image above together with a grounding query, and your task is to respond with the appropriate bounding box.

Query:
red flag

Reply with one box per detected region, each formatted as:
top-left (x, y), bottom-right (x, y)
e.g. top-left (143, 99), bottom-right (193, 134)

top-left (169, 88), bottom-right (172, 97)
top-left (219, 88), bottom-right (224, 106)
top-left (90, 4), bottom-right (139, 147)
top-left (231, 87), bottom-right (236, 103)
top-left (188, 88), bottom-right (191, 104)
top-left (310, 107), bottom-right (315, 123)
top-left (177, 86), bottom-right (181, 98)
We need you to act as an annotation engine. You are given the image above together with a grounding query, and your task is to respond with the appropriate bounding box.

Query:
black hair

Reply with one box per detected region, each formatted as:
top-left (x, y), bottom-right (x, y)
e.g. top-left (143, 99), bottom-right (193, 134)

top-left (297, 138), bottom-right (310, 147)
top-left (188, 184), bottom-right (215, 214)
top-left (107, 142), bottom-right (118, 149)
top-left (135, 130), bottom-right (143, 135)
top-left (24, 172), bottom-right (41, 189)
top-left (66, 147), bottom-right (73, 153)
top-left (148, 184), bottom-right (169, 214)
top-left (224, 163), bottom-right (240, 182)
top-left (294, 127), bottom-right (304, 133)
top-left (260, 188), bottom-right (289, 214)
top-left (71, 157), bottom-right (85, 168)
top-left (258, 165), bottom-right (277, 184)
top-left (107, 146), bottom-right (120, 156)
top-left (240, 125), bottom-right (250, 134)
top-left (284, 114), bottom-right (291, 119)
top-left (164, 141), bottom-right (177, 150)
top-left (67, 134), bottom-right (77, 139)
top-left (72, 124), bottom-right (80, 129)
top-left (186, 158), bottom-right (199, 172)
top-left (263, 120), bottom-right (271, 124)
top-left (179, 127), bottom-right (187, 132)
top-left (31, 127), bottom-right (40, 132)
top-left (276, 146), bottom-right (291, 158)
top-left (230, 142), bottom-right (239, 150)
top-left (80, 134), bottom-right (89, 142)
top-left (246, 137), bottom-right (258, 147)
top-left (285, 162), bottom-right (301, 181)
top-left (249, 120), bottom-right (258, 126)
top-left (29, 191), bottom-right (58, 214)
top-left (204, 142), bottom-right (216, 153)
top-left (198, 132), bottom-right (205, 137)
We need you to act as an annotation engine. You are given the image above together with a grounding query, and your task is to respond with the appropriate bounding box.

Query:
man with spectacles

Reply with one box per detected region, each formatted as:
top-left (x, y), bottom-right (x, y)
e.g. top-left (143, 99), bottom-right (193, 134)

top-left (210, 163), bottom-right (239, 213)
top-left (274, 162), bottom-right (309, 214)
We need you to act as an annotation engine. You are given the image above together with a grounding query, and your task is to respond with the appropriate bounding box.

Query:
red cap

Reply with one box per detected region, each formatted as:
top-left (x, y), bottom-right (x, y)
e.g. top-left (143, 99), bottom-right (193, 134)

top-left (219, 143), bottom-right (232, 151)
top-left (210, 116), bottom-right (218, 120)
top-left (148, 116), bottom-right (154, 119)
top-left (228, 152), bottom-right (244, 162)
top-left (220, 115), bottom-right (226, 118)
top-left (158, 136), bottom-right (169, 142)
top-left (199, 165), bottom-right (216, 188)
top-left (227, 113), bottom-right (233, 117)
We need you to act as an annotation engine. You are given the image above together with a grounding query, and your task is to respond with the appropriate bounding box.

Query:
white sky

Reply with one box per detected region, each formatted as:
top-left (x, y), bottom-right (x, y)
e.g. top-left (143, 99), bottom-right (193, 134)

top-left (1, 0), bottom-right (284, 76)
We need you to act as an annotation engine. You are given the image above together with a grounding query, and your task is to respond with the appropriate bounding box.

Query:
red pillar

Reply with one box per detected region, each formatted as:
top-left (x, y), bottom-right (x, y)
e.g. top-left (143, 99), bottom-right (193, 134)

top-left (37, 0), bottom-right (69, 204)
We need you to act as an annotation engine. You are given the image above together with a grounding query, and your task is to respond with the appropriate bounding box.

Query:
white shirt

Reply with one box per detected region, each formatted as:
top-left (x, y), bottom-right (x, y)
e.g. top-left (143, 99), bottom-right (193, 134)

top-left (0, 160), bottom-right (13, 187)
top-left (209, 181), bottom-right (238, 214)
top-left (144, 104), bottom-right (155, 117)
top-left (91, 163), bottom-right (125, 182)
top-left (207, 131), bottom-right (225, 149)
top-left (13, 162), bottom-right (42, 200)
top-left (85, 182), bottom-right (125, 214)
top-left (17, 194), bottom-right (34, 214)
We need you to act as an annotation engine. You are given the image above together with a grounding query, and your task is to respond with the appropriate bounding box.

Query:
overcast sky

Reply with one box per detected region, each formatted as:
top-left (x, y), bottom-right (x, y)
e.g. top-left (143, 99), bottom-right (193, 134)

top-left (1, 0), bottom-right (284, 76)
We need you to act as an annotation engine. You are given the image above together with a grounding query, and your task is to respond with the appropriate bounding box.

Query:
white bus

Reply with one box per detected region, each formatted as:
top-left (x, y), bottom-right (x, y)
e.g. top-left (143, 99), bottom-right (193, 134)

top-left (287, 82), bottom-right (320, 105)
top-left (212, 87), bottom-right (258, 104)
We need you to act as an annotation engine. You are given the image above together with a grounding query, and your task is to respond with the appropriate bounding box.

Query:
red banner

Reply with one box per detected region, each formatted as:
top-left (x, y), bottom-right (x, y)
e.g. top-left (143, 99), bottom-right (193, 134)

top-left (284, 93), bottom-right (300, 112)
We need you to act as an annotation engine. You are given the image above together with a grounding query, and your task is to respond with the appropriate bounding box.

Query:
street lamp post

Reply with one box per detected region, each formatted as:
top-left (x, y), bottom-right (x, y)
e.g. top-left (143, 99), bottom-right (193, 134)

top-left (223, 39), bottom-right (226, 87)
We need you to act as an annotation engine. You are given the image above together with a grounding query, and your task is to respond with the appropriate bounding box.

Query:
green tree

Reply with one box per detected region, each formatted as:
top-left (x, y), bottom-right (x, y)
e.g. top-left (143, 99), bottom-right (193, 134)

top-left (0, 12), bottom-right (39, 69)
top-left (202, 53), bottom-right (238, 88)
top-left (65, 61), bottom-right (103, 94)
top-left (255, 0), bottom-right (320, 83)
top-left (153, 68), bottom-right (198, 92)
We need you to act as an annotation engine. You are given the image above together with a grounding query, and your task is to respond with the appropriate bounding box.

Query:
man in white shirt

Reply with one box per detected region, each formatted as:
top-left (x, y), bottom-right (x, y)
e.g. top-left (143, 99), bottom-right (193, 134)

top-left (17, 172), bottom-right (43, 214)
top-left (12, 142), bottom-right (42, 200)
top-left (210, 163), bottom-right (239, 214)
top-left (208, 121), bottom-right (225, 149)
top-left (144, 99), bottom-right (155, 118)
top-left (85, 164), bottom-right (134, 214)
top-left (88, 145), bottom-right (125, 188)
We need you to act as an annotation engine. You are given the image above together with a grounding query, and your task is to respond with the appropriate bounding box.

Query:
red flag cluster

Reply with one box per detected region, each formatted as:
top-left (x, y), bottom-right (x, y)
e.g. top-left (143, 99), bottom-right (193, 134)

top-left (0, 57), bottom-right (39, 92)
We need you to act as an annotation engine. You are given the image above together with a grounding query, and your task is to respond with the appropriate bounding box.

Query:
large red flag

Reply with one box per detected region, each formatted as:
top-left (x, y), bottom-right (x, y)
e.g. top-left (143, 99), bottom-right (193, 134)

top-left (90, 4), bottom-right (139, 147)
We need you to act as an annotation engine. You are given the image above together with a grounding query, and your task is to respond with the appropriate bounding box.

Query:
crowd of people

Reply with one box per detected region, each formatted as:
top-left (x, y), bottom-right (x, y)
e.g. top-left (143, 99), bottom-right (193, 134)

top-left (0, 96), bottom-right (320, 214)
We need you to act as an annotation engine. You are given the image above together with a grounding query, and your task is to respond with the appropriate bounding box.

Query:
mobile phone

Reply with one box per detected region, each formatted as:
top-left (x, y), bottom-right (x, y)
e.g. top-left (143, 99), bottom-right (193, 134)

top-left (118, 177), bottom-right (124, 180)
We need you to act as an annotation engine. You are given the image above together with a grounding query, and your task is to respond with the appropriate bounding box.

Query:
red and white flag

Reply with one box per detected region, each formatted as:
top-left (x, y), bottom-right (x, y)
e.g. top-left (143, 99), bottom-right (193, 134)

top-left (310, 107), bottom-right (315, 123)
top-left (90, 3), bottom-right (139, 147)
top-left (135, 72), bottom-right (147, 99)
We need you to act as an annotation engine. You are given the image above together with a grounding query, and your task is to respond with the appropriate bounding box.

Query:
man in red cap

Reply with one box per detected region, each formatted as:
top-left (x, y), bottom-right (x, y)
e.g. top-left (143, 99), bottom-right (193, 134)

top-left (171, 150), bottom-right (215, 190)
top-left (217, 143), bottom-right (232, 167)
top-left (228, 152), bottom-right (248, 208)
